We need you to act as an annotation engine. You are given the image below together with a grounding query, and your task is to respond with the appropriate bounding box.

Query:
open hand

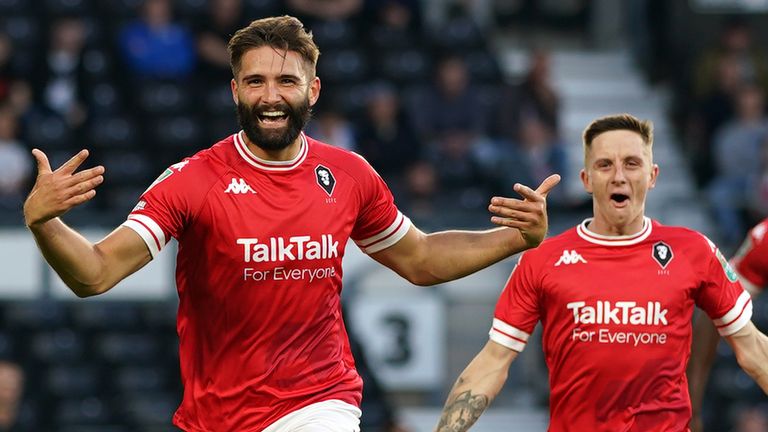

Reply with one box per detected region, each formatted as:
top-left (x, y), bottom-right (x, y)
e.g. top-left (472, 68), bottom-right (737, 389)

top-left (23, 149), bottom-right (104, 227)
top-left (488, 174), bottom-right (561, 248)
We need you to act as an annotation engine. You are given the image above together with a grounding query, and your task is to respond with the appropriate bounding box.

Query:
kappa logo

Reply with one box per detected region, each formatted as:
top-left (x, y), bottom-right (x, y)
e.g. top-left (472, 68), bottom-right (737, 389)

top-left (652, 241), bottom-right (673, 269)
top-left (225, 178), bottom-right (256, 194)
top-left (315, 165), bottom-right (336, 196)
top-left (555, 250), bottom-right (587, 266)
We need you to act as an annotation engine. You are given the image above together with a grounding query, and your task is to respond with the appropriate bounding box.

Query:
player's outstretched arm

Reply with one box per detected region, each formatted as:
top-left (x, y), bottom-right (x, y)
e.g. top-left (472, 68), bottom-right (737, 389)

top-left (434, 341), bottom-right (518, 432)
top-left (687, 311), bottom-right (722, 432)
top-left (23, 149), bottom-right (151, 297)
top-left (370, 175), bottom-right (560, 286)
top-left (724, 321), bottom-right (768, 393)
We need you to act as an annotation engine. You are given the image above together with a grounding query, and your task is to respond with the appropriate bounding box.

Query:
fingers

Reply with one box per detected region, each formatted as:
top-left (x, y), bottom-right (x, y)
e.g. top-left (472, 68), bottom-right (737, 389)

top-left (512, 174), bottom-right (561, 202)
top-left (62, 189), bottom-right (97, 207)
top-left (56, 149), bottom-right (90, 175)
top-left (534, 174), bottom-right (561, 196)
top-left (62, 165), bottom-right (105, 188)
top-left (31, 149), bottom-right (52, 175)
top-left (63, 174), bottom-right (104, 197)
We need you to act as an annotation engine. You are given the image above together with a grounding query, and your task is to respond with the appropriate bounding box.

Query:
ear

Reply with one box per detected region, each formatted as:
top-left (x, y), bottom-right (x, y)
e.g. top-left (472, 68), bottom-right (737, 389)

top-left (308, 77), bottom-right (321, 107)
top-left (648, 163), bottom-right (659, 189)
top-left (230, 78), bottom-right (238, 105)
top-left (580, 168), bottom-right (592, 194)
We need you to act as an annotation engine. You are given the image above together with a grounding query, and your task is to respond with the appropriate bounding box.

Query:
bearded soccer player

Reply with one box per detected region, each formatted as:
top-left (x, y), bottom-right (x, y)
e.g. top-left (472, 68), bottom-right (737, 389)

top-left (22, 16), bottom-right (560, 432)
top-left (688, 218), bottom-right (768, 432)
top-left (434, 114), bottom-right (768, 432)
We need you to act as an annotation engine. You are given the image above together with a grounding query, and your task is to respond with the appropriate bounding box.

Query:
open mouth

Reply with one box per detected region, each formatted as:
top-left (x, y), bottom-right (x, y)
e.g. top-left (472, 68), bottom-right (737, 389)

top-left (258, 110), bottom-right (289, 124)
top-left (611, 193), bottom-right (630, 205)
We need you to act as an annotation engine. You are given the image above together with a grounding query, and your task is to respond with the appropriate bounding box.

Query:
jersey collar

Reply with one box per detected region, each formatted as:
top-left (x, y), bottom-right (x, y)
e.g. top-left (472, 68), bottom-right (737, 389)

top-left (577, 217), bottom-right (652, 246)
top-left (233, 131), bottom-right (308, 171)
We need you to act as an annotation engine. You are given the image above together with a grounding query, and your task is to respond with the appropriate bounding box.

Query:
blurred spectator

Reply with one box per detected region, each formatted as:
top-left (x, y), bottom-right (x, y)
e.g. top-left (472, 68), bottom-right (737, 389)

top-left (731, 405), bottom-right (768, 432)
top-left (306, 102), bottom-right (357, 152)
top-left (502, 115), bottom-right (568, 208)
top-left (0, 104), bottom-right (32, 211)
top-left (708, 84), bottom-right (768, 249)
top-left (364, 0), bottom-right (424, 35)
top-left (400, 160), bottom-right (439, 220)
top-left (494, 49), bottom-right (560, 143)
top-left (31, 16), bottom-right (89, 130)
top-left (194, 0), bottom-right (247, 82)
top-left (685, 53), bottom-right (744, 188)
top-left (416, 54), bottom-right (489, 142)
top-left (0, 33), bottom-right (31, 116)
top-left (286, 0), bottom-right (364, 23)
top-left (118, 0), bottom-right (196, 79)
top-left (355, 83), bottom-right (422, 184)
top-left (692, 18), bottom-right (768, 101)
top-left (0, 361), bottom-right (23, 432)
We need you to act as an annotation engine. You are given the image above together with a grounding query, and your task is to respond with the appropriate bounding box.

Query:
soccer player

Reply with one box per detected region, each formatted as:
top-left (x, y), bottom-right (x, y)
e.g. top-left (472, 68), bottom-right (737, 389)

top-left (22, 16), bottom-right (560, 432)
top-left (688, 218), bottom-right (768, 432)
top-left (434, 114), bottom-right (768, 432)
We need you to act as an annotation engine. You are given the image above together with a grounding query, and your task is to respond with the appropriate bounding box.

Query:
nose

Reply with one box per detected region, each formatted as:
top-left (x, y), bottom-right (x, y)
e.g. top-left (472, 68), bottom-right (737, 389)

top-left (262, 81), bottom-right (281, 104)
top-left (611, 165), bottom-right (627, 184)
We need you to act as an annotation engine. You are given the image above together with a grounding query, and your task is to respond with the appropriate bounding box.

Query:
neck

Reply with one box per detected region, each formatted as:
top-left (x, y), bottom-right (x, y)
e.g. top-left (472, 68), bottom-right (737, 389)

top-left (242, 132), bottom-right (303, 162)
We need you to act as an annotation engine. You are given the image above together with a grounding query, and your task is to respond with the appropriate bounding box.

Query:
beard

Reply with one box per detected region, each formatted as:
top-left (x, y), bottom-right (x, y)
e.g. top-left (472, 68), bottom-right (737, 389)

top-left (236, 96), bottom-right (312, 152)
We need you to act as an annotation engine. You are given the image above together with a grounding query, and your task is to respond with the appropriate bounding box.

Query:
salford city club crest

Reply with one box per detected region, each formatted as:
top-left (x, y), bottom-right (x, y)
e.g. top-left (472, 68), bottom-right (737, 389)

top-left (652, 241), bottom-right (673, 269)
top-left (315, 165), bottom-right (336, 196)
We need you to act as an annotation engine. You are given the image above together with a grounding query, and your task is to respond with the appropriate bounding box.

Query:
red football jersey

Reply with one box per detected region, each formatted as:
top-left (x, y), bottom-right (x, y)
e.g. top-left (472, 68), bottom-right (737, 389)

top-left (731, 218), bottom-right (768, 294)
top-left (122, 132), bottom-right (411, 431)
top-left (491, 218), bottom-right (752, 432)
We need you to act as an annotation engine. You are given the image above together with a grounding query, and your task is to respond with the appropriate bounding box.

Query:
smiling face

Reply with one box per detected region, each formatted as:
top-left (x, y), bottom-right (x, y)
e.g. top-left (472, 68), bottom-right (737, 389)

top-left (231, 45), bottom-right (320, 159)
top-left (580, 129), bottom-right (659, 236)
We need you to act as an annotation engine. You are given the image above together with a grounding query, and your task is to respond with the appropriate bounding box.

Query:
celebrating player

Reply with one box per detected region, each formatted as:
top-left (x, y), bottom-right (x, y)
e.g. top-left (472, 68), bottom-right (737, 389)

top-left (22, 16), bottom-right (559, 432)
top-left (434, 114), bottom-right (768, 432)
top-left (688, 217), bottom-right (768, 432)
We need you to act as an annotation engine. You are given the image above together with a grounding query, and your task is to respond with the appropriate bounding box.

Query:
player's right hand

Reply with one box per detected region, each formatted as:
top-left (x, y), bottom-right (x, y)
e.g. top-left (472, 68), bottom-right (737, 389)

top-left (23, 149), bottom-right (104, 227)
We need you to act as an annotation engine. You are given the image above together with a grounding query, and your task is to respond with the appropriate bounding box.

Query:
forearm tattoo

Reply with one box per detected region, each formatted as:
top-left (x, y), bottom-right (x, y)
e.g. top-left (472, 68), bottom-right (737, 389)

top-left (436, 389), bottom-right (490, 432)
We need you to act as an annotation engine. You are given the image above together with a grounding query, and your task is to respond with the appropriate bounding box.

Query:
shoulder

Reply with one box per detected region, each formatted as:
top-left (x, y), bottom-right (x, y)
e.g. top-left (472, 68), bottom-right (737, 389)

top-left (144, 137), bottom-right (234, 195)
top-left (519, 227), bottom-right (580, 264)
top-left (307, 135), bottom-right (379, 179)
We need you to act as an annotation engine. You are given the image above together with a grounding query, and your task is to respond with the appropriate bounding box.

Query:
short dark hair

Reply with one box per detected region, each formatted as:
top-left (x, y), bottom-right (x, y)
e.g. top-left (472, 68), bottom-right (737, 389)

top-left (227, 15), bottom-right (320, 79)
top-left (582, 113), bottom-right (654, 164)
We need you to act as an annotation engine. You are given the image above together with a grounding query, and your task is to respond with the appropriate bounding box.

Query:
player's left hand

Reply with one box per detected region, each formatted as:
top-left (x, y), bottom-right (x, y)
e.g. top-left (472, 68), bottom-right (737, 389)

top-left (488, 174), bottom-right (561, 248)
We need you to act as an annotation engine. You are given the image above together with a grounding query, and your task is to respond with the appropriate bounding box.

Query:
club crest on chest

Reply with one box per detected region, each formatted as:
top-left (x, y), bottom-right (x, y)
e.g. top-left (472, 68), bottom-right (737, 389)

top-left (315, 165), bottom-right (336, 196)
top-left (652, 241), bottom-right (673, 269)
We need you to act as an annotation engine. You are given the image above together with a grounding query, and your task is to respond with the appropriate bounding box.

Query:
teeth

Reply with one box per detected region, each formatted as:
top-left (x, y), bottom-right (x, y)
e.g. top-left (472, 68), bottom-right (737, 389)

top-left (262, 111), bottom-right (285, 117)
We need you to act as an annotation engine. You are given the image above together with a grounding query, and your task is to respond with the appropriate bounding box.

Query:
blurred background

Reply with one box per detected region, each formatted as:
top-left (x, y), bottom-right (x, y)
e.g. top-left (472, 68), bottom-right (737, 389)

top-left (0, 0), bottom-right (766, 430)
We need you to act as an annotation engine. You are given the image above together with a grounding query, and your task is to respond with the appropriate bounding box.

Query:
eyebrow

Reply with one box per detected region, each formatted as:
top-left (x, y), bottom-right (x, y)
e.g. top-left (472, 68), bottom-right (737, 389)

top-left (240, 73), bottom-right (302, 82)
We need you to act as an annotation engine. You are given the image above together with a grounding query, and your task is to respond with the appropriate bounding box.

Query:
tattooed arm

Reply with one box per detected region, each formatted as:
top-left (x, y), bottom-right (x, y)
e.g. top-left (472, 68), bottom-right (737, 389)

top-left (435, 341), bottom-right (519, 432)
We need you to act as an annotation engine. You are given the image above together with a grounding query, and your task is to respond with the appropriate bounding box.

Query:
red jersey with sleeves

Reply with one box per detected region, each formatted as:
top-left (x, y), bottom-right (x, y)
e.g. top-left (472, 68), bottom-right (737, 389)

top-left (121, 132), bottom-right (411, 432)
top-left (731, 218), bottom-right (768, 295)
top-left (490, 218), bottom-right (752, 432)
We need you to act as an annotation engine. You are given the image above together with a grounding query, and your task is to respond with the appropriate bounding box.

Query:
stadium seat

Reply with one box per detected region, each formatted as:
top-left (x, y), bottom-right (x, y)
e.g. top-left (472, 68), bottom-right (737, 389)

top-left (87, 82), bottom-right (125, 114)
top-left (149, 115), bottom-right (203, 149)
top-left (29, 329), bottom-right (85, 363)
top-left (113, 365), bottom-right (168, 393)
top-left (43, 0), bottom-right (93, 16)
top-left (70, 302), bottom-right (142, 330)
top-left (464, 51), bottom-right (502, 83)
top-left (137, 82), bottom-right (193, 115)
top-left (46, 365), bottom-right (102, 397)
top-left (118, 392), bottom-right (179, 425)
top-left (95, 332), bottom-right (160, 364)
top-left (0, 0), bottom-right (28, 14)
top-left (23, 113), bottom-right (74, 150)
top-left (316, 49), bottom-right (369, 84)
top-left (89, 115), bottom-right (140, 149)
top-left (204, 83), bottom-right (235, 116)
top-left (82, 48), bottom-right (115, 80)
top-left (308, 20), bottom-right (358, 49)
top-left (377, 49), bottom-right (431, 85)
top-left (0, 15), bottom-right (41, 48)
top-left (55, 396), bottom-right (113, 425)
